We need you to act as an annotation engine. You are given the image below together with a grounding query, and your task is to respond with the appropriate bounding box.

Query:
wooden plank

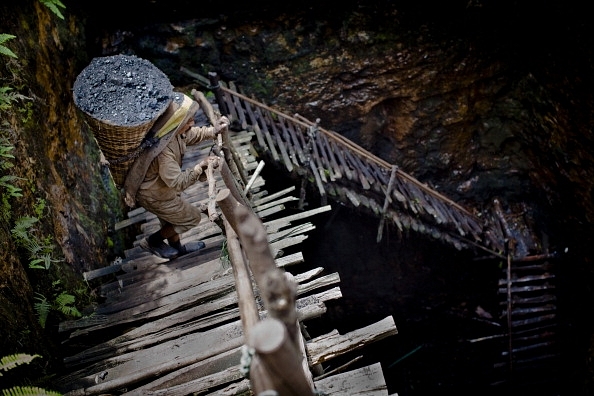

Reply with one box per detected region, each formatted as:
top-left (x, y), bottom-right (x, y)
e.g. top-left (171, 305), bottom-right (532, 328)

top-left (309, 158), bottom-right (327, 205)
top-left (280, 115), bottom-right (307, 164)
top-left (253, 185), bottom-right (296, 206)
top-left (57, 289), bottom-right (342, 394)
top-left (332, 141), bottom-right (354, 181)
top-left (308, 130), bottom-right (328, 183)
top-left (242, 99), bottom-right (266, 148)
top-left (122, 349), bottom-right (244, 395)
top-left (61, 274), bottom-right (237, 337)
top-left (274, 251), bottom-right (304, 268)
top-left (268, 222), bottom-right (316, 244)
top-left (315, 363), bottom-right (389, 396)
top-left (255, 204), bottom-right (286, 219)
top-left (263, 205), bottom-right (332, 231)
top-left (307, 316), bottom-right (398, 365)
top-left (228, 82), bottom-right (247, 129)
top-left (82, 263), bottom-right (122, 281)
top-left (254, 106), bottom-right (280, 162)
top-left (265, 109), bottom-right (294, 172)
top-left (318, 132), bottom-right (342, 179)
top-left (270, 235), bottom-right (309, 257)
top-left (254, 195), bottom-right (298, 212)
top-left (343, 149), bottom-right (371, 190)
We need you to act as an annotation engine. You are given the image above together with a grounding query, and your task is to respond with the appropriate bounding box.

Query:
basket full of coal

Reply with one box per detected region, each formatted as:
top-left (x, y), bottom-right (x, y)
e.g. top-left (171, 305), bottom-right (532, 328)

top-left (73, 54), bottom-right (173, 186)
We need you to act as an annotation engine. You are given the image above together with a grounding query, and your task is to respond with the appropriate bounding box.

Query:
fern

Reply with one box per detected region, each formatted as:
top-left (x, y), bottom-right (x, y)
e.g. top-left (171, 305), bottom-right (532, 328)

top-left (0, 140), bottom-right (15, 163)
top-left (54, 292), bottom-right (81, 318)
top-left (28, 253), bottom-right (56, 270)
top-left (0, 354), bottom-right (40, 375)
top-left (33, 294), bottom-right (51, 328)
top-left (0, 175), bottom-right (23, 198)
top-left (0, 354), bottom-right (62, 395)
top-left (0, 34), bottom-right (17, 59)
top-left (38, 0), bottom-right (66, 20)
top-left (1, 386), bottom-right (62, 395)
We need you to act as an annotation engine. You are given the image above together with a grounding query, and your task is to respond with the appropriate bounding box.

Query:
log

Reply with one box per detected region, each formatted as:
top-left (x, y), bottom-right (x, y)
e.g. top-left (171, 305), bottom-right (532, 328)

top-left (248, 318), bottom-right (315, 396)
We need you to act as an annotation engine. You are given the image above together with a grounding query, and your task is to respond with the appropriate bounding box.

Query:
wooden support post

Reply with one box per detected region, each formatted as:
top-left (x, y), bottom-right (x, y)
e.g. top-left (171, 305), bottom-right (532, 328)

top-left (216, 188), bottom-right (244, 236)
top-left (223, 216), bottom-right (260, 333)
top-left (207, 161), bottom-right (219, 222)
top-left (248, 318), bottom-right (316, 396)
top-left (208, 71), bottom-right (229, 115)
top-left (216, 188), bottom-right (260, 332)
top-left (377, 165), bottom-right (398, 243)
top-left (245, 160), bottom-right (265, 195)
top-left (192, 88), bottom-right (248, 187)
top-left (216, 155), bottom-right (251, 208)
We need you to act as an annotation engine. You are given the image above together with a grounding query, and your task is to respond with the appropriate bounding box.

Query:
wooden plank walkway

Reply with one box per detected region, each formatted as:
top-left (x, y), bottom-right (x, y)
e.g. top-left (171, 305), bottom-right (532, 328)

top-left (55, 123), bottom-right (399, 395)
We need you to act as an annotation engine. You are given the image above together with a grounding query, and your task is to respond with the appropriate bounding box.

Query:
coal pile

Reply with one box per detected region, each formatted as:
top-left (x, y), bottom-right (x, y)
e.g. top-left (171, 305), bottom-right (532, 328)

top-left (73, 54), bottom-right (173, 126)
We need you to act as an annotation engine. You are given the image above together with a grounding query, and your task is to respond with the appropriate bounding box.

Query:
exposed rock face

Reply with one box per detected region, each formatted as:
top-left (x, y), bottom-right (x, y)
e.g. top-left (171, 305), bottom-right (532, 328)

top-left (0, 0), bottom-right (129, 359)
top-left (86, 2), bottom-right (594, 247)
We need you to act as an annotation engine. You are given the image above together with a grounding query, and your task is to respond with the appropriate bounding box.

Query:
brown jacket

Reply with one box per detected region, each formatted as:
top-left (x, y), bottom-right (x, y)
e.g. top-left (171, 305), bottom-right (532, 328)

top-left (139, 125), bottom-right (214, 194)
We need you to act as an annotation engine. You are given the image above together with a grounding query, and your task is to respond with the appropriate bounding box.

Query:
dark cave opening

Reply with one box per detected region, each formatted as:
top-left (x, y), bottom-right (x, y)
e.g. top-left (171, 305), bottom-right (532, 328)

top-left (256, 160), bottom-right (590, 395)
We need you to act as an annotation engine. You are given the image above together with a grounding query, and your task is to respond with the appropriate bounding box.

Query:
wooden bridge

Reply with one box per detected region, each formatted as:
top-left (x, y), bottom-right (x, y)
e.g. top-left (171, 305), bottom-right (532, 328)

top-left (55, 71), bottom-right (561, 394)
top-left (186, 70), bottom-right (562, 390)
top-left (55, 90), bottom-right (399, 394)
top-left (184, 70), bottom-right (515, 259)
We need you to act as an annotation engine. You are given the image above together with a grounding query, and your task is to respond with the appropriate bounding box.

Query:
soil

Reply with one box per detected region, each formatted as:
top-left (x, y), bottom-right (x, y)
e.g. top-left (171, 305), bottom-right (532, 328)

top-left (73, 54), bottom-right (173, 126)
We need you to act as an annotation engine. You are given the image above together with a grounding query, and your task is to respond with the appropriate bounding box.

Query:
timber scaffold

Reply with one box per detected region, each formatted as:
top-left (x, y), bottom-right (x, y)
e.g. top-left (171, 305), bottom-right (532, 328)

top-left (186, 70), bottom-right (562, 389)
top-left (56, 85), bottom-right (398, 395)
top-left (186, 70), bottom-right (510, 259)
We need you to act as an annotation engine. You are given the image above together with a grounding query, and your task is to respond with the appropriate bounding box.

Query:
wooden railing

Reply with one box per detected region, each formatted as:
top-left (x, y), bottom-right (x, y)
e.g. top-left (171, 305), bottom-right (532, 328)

top-left (198, 92), bottom-right (319, 395)
top-left (183, 68), bottom-right (508, 258)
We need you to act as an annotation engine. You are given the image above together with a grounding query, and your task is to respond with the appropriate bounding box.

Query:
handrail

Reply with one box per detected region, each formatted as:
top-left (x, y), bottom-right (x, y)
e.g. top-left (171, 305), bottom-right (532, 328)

top-left (211, 79), bottom-right (477, 219)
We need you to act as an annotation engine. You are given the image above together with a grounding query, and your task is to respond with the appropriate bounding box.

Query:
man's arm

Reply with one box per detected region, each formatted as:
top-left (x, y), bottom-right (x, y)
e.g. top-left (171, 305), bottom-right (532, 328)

top-left (184, 116), bottom-right (230, 146)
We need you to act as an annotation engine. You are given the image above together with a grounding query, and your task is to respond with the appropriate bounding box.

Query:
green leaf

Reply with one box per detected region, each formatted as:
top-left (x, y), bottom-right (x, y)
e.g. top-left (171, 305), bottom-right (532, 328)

top-left (39, 0), bottom-right (66, 20)
top-left (1, 385), bottom-right (62, 395)
top-left (34, 294), bottom-right (51, 328)
top-left (55, 292), bottom-right (81, 318)
top-left (0, 34), bottom-right (17, 59)
top-left (0, 34), bottom-right (16, 44)
top-left (28, 258), bottom-right (47, 269)
top-left (0, 353), bottom-right (41, 374)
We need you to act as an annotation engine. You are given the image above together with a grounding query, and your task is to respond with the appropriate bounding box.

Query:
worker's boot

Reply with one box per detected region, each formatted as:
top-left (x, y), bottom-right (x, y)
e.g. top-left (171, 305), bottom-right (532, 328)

top-left (140, 231), bottom-right (179, 260)
top-left (170, 240), bottom-right (206, 256)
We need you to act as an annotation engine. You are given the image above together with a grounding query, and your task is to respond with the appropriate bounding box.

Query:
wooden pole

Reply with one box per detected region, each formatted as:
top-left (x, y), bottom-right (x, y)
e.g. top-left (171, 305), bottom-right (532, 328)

top-left (192, 88), bottom-right (248, 187)
top-left (248, 318), bottom-right (316, 396)
top-left (216, 188), bottom-right (260, 333)
top-left (377, 165), bottom-right (398, 243)
top-left (208, 71), bottom-right (229, 116)
top-left (206, 161), bottom-right (219, 222)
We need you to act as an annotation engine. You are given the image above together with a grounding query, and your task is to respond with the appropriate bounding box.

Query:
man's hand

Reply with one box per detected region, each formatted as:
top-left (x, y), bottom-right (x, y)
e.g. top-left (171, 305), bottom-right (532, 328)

top-left (213, 116), bottom-right (230, 134)
top-left (193, 155), bottom-right (220, 174)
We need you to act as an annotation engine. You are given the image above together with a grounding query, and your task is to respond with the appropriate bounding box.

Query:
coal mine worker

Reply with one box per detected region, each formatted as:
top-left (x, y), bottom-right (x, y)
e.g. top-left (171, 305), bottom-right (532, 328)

top-left (136, 93), bottom-right (229, 260)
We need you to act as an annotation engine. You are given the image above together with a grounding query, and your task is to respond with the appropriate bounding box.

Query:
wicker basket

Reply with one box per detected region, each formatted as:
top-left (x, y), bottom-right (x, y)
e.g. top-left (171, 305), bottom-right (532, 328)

top-left (73, 55), bottom-right (173, 187)
top-left (78, 107), bottom-right (169, 186)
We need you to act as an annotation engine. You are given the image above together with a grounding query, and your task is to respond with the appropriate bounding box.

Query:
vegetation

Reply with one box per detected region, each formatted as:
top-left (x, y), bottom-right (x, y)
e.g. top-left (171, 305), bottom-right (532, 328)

top-left (38, 0), bottom-right (66, 20)
top-left (0, 2), bottom-right (79, 394)
top-left (0, 354), bottom-right (61, 396)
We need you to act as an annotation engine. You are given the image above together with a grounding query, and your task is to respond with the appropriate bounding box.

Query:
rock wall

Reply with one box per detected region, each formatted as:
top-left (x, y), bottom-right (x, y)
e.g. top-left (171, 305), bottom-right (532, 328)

top-left (0, 0), bottom-right (127, 358)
